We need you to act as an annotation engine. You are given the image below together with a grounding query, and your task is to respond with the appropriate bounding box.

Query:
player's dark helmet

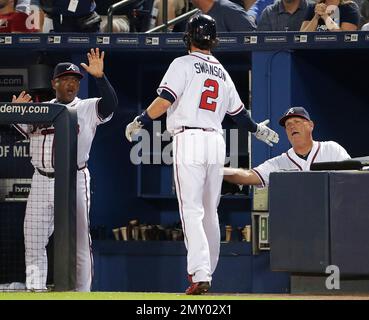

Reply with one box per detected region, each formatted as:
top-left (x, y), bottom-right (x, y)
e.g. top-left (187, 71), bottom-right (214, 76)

top-left (183, 13), bottom-right (218, 50)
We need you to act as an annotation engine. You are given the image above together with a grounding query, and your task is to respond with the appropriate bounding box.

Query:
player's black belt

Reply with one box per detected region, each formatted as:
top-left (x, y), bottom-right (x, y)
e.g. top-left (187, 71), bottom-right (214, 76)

top-left (174, 126), bottom-right (216, 136)
top-left (182, 126), bottom-right (216, 132)
top-left (36, 168), bottom-right (55, 179)
top-left (36, 163), bottom-right (87, 179)
top-left (78, 163), bottom-right (87, 171)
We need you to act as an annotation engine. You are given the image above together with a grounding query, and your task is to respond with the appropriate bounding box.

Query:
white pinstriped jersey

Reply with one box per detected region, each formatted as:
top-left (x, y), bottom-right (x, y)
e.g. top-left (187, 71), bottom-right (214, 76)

top-left (252, 141), bottom-right (351, 187)
top-left (14, 97), bottom-right (112, 171)
top-left (157, 51), bottom-right (245, 134)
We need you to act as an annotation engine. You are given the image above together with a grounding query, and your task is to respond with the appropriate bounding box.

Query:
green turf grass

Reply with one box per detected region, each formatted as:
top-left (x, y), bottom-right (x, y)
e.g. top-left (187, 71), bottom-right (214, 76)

top-left (0, 292), bottom-right (302, 300)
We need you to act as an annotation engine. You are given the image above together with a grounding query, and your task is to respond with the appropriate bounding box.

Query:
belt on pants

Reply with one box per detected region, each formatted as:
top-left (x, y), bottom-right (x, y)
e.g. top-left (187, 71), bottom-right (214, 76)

top-left (36, 168), bottom-right (55, 179)
top-left (174, 126), bottom-right (216, 135)
top-left (36, 163), bottom-right (87, 179)
top-left (78, 163), bottom-right (87, 171)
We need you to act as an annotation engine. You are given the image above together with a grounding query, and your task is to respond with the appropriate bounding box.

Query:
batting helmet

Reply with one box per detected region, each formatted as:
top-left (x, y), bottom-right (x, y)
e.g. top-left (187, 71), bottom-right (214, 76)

top-left (183, 13), bottom-right (218, 50)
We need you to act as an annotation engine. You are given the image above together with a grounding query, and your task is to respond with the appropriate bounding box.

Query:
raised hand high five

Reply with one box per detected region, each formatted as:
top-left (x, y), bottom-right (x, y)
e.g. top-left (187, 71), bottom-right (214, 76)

top-left (80, 48), bottom-right (105, 79)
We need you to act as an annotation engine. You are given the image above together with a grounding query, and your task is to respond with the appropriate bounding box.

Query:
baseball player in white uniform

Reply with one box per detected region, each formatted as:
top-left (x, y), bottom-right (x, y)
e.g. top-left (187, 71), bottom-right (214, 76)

top-left (224, 107), bottom-right (351, 186)
top-left (13, 48), bottom-right (118, 291)
top-left (125, 14), bottom-right (279, 295)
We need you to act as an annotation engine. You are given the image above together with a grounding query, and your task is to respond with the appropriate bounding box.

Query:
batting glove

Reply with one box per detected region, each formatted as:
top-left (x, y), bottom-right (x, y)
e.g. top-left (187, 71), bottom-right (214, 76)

top-left (253, 119), bottom-right (279, 147)
top-left (125, 116), bottom-right (143, 142)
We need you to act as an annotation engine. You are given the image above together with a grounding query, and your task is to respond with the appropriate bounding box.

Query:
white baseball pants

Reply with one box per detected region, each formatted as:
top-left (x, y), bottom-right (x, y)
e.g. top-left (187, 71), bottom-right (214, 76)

top-left (173, 129), bottom-right (225, 283)
top-left (24, 168), bottom-right (92, 291)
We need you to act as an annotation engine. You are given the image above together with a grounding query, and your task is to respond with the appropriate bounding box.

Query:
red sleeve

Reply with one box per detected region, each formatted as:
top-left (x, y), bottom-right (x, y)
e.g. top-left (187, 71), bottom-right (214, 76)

top-left (11, 12), bottom-right (38, 33)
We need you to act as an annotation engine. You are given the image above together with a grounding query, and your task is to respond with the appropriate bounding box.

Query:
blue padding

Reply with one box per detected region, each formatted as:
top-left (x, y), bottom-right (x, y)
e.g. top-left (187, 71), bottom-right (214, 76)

top-left (269, 172), bottom-right (330, 273)
top-left (330, 172), bottom-right (369, 275)
top-left (270, 171), bottom-right (369, 276)
top-left (92, 241), bottom-right (254, 292)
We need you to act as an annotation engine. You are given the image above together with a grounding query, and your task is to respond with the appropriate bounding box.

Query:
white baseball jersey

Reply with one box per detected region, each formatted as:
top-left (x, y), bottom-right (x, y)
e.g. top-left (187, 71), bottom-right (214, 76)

top-left (14, 97), bottom-right (112, 170)
top-left (252, 141), bottom-right (351, 187)
top-left (157, 51), bottom-right (245, 134)
top-left (14, 97), bottom-right (112, 291)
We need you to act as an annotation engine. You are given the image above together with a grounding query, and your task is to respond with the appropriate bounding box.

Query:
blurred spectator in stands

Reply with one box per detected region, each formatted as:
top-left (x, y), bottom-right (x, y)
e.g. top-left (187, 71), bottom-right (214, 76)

top-left (95, 0), bottom-right (130, 33)
top-left (191, 0), bottom-right (256, 31)
top-left (171, 1), bottom-right (195, 31)
top-left (100, 15), bottom-right (129, 32)
top-left (15, 0), bottom-right (30, 13)
top-left (228, 0), bottom-right (275, 24)
top-left (95, 0), bottom-right (154, 32)
top-left (16, 0), bottom-right (44, 31)
top-left (151, 0), bottom-right (188, 30)
top-left (257, 0), bottom-right (310, 31)
top-left (229, 0), bottom-right (260, 10)
top-left (0, 0), bottom-right (38, 32)
top-left (354, 0), bottom-right (363, 14)
top-left (354, 0), bottom-right (363, 22)
top-left (360, 0), bottom-right (369, 28)
top-left (230, 0), bottom-right (247, 7)
top-left (39, 0), bottom-right (101, 32)
top-left (247, 0), bottom-right (275, 22)
top-left (300, 0), bottom-right (359, 31)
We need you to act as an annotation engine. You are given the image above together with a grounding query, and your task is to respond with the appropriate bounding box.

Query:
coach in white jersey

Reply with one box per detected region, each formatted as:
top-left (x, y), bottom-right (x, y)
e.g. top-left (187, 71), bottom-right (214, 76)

top-left (13, 48), bottom-right (118, 292)
top-left (126, 14), bottom-right (279, 295)
top-left (224, 107), bottom-right (350, 186)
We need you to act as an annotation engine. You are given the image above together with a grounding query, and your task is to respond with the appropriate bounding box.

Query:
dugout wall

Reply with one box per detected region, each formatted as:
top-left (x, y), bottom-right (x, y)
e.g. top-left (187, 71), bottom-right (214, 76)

top-left (0, 102), bottom-right (77, 291)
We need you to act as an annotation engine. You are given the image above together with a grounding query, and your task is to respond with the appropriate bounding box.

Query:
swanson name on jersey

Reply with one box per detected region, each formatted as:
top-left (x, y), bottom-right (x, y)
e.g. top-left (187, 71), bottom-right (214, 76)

top-left (194, 62), bottom-right (226, 82)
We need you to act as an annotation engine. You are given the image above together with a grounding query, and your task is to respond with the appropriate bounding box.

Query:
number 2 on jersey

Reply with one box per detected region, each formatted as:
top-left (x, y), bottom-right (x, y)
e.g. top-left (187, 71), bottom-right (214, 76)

top-left (199, 79), bottom-right (219, 112)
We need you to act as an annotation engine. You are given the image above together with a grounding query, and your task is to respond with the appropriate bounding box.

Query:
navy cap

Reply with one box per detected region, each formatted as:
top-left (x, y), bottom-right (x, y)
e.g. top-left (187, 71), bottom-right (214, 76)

top-left (53, 62), bottom-right (83, 80)
top-left (279, 107), bottom-right (311, 127)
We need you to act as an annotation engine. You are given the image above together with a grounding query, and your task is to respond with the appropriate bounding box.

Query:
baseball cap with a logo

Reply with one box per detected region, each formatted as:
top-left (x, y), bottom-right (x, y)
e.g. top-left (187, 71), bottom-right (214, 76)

top-left (53, 62), bottom-right (84, 80)
top-left (279, 107), bottom-right (311, 127)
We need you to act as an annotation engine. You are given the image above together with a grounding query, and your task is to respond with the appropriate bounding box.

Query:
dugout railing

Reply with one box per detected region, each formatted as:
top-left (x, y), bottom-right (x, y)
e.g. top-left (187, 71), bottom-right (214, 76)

top-left (0, 102), bottom-right (77, 291)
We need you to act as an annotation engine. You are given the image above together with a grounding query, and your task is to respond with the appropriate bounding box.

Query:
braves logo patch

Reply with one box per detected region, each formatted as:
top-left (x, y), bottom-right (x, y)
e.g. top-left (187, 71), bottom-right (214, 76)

top-left (286, 108), bottom-right (295, 115)
top-left (66, 64), bottom-right (78, 71)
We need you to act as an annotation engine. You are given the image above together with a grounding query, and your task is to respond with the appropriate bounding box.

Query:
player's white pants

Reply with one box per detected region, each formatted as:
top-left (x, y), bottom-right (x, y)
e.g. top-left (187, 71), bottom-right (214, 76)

top-left (24, 170), bottom-right (54, 291)
top-left (173, 129), bottom-right (225, 283)
top-left (24, 168), bottom-right (93, 291)
top-left (76, 168), bottom-right (93, 292)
